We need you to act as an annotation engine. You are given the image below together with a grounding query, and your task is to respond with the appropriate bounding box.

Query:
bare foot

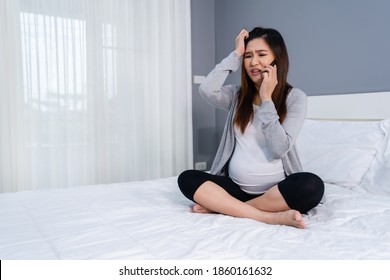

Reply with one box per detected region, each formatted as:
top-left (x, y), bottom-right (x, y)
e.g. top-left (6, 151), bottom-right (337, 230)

top-left (191, 204), bottom-right (305, 229)
top-left (191, 203), bottom-right (214, 214)
top-left (270, 210), bottom-right (306, 229)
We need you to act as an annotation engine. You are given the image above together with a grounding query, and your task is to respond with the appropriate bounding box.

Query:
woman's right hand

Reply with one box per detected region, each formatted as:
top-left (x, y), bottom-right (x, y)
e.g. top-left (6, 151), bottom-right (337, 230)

top-left (234, 29), bottom-right (249, 57)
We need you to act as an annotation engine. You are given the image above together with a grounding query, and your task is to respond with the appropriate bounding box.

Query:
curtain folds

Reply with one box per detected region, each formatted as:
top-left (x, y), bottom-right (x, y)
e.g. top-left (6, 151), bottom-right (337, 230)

top-left (0, 0), bottom-right (193, 192)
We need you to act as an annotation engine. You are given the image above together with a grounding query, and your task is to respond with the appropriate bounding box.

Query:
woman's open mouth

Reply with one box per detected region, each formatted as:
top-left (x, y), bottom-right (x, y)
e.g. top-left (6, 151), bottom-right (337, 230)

top-left (250, 68), bottom-right (262, 76)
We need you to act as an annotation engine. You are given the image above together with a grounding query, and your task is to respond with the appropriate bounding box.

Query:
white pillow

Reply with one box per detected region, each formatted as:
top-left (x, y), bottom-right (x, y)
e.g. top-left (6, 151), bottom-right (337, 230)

top-left (361, 120), bottom-right (390, 195)
top-left (296, 119), bottom-right (386, 188)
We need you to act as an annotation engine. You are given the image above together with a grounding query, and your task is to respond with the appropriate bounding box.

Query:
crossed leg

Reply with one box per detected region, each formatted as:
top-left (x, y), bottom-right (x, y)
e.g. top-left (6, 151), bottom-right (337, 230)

top-left (192, 181), bottom-right (305, 229)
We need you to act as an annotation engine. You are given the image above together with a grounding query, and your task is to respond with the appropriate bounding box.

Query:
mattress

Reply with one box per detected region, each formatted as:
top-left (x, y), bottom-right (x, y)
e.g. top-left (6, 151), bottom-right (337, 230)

top-left (1, 176), bottom-right (389, 260)
top-left (1, 118), bottom-right (390, 260)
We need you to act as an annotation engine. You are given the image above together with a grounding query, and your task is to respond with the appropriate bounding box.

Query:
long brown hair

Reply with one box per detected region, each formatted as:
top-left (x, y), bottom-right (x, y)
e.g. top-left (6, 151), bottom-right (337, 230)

top-left (234, 27), bottom-right (292, 133)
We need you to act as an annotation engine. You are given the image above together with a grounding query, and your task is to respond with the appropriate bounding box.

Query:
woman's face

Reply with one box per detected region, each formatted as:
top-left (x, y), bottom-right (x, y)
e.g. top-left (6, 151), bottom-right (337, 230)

top-left (243, 37), bottom-right (275, 87)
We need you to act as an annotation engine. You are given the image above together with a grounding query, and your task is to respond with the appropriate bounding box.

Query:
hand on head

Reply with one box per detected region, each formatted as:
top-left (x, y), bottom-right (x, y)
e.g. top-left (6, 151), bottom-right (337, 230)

top-left (234, 29), bottom-right (249, 57)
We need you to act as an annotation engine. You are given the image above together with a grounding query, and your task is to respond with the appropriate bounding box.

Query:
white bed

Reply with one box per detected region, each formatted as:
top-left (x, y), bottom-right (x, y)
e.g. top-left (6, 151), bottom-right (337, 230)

top-left (1, 92), bottom-right (390, 260)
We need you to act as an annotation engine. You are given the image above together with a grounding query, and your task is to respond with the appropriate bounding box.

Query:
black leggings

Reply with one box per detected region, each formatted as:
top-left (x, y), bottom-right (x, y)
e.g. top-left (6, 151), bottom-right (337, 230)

top-left (177, 170), bottom-right (324, 214)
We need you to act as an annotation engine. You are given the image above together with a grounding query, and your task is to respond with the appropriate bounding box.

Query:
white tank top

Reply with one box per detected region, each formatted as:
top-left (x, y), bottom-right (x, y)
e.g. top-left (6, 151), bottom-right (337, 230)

top-left (228, 105), bottom-right (285, 194)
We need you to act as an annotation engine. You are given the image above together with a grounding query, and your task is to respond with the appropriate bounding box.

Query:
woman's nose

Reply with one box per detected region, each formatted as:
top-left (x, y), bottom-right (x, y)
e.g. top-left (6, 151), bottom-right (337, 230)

top-left (250, 56), bottom-right (260, 66)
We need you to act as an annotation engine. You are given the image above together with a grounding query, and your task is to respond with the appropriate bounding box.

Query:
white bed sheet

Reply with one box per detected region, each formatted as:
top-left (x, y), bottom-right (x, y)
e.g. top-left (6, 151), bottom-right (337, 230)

top-left (1, 176), bottom-right (389, 260)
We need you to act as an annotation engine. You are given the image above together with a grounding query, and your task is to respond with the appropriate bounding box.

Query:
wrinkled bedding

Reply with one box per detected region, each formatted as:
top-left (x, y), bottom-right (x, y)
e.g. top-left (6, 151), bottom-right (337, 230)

top-left (1, 176), bottom-right (389, 260)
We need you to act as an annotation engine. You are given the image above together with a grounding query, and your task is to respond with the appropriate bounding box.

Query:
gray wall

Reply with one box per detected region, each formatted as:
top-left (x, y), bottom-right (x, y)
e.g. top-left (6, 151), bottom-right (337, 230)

top-left (191, 0), bottom-right (217, 170)
top-left (191, 0), bottom-right (390, 169)
top-left (214, 0), bottom-right (390, 95)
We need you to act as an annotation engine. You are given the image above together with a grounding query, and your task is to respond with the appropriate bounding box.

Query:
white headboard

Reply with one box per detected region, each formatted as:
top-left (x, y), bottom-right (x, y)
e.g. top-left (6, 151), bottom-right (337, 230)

top-left (307, 91), bottom-right (390, 120)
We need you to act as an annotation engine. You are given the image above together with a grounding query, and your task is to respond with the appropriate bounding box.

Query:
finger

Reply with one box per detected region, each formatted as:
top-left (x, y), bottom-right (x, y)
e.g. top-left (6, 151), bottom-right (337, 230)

top-left (265, 63), bottom-right (276, 70)
top-left (239, 29), bottom-right (249, 38)
top-left (261, 68), bottom-right (271, 74)
top-left (264, 64), bottom-right (277, 74)
top-left (262, 67), bottom-right (276, 76)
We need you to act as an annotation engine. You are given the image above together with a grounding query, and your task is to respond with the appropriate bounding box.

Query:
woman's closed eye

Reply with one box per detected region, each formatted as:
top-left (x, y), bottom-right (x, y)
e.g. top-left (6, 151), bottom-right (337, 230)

top-left (244, 53), bottom-right (267, 59)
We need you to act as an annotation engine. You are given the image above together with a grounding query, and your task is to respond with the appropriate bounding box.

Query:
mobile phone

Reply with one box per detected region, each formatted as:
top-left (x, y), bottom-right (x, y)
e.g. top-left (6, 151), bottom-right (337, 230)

top-left (262, 60), bottom-right (276, 75)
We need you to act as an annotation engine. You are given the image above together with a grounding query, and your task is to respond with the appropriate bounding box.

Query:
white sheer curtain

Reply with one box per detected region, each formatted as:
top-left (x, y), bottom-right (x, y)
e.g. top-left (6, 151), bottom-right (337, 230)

top-left (0, 0), bottom-right (193, 192)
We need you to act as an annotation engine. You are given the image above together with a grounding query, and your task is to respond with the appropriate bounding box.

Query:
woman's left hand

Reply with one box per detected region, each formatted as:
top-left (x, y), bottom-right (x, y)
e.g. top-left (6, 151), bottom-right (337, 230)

top-left (259, 64), bottom-right (278, 101)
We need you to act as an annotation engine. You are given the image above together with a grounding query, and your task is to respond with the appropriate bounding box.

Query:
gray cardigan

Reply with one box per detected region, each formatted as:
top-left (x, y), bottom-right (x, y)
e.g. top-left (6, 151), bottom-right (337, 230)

top-left (199, 51), bottom-right (307, 176)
